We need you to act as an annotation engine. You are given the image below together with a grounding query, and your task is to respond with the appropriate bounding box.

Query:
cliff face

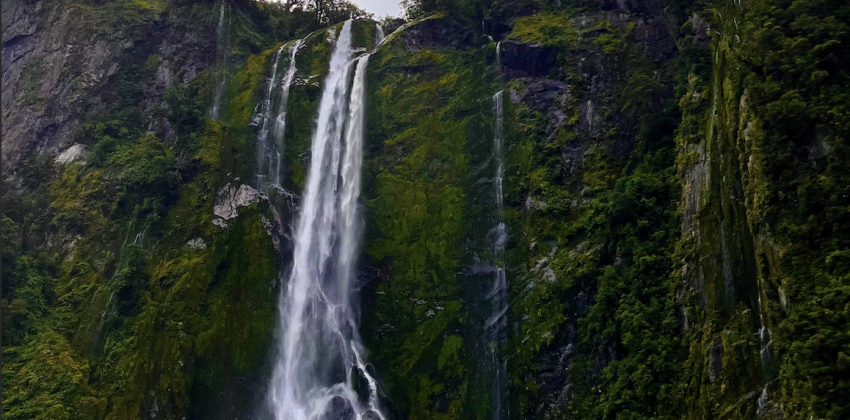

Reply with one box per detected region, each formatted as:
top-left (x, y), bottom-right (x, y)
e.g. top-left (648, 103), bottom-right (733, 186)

top-left (2, 0), bottom-right (848, 419)
top-left (677, 1), bottom-right (850, 418)
top-left (1, 0), bottom-right (214, 174)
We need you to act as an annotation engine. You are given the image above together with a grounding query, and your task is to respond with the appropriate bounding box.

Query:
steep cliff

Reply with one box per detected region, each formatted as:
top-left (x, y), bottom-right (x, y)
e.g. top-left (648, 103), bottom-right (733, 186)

top-left (2, 0), bottom-right (848, 419)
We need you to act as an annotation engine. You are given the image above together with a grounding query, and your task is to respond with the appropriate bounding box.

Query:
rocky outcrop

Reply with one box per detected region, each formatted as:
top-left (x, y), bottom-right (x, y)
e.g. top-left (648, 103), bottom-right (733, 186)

top-left (54, 143), bottom-right (88, 164)
top-left (500, 39), bottom-right (559, 78)
top-left (213, 181), bottom-right (261, 223)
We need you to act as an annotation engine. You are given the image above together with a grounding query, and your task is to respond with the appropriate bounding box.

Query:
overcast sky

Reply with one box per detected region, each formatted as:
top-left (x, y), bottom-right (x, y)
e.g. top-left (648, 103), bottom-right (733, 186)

top-left (353, 0), bottom-right (402, 17)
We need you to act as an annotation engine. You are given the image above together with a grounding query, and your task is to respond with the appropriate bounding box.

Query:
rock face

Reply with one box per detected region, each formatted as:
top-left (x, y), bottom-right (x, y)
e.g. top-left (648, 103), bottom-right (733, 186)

top-left (1, 0), bottom-right (213, 175)
top-left (214, 182), bottom-right (261, 221)
top-left (494, 5), bottom-right (683, 417)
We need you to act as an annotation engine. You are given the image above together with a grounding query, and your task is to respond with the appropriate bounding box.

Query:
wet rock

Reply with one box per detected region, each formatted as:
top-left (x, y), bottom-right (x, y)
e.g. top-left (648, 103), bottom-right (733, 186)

top-left (361, 410), bottom-right (382, 420)
top-left (319, 396), bottom-right (355, 420)
top-left (467, 252), bottom-right (499, 275)
top-left (707, 335), bottom-right (724, 383)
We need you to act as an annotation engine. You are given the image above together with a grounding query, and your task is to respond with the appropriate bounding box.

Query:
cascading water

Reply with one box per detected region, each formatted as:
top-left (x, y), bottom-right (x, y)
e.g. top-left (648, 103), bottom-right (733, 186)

top-left (271, 39), bottom-right (303, 189)
top-left (486, 89), bottom-right (509, 420)
top-left (267, 20), bottom-right (385, 420)
top-left (255, 45), bottom-right (285, 193)
top-left (756, 295), bottom-right (774, 413)
top-left (374, 24), bottom-right (384, 48)
top-left (210, 0), bottom-right (229, 120)
top-left (255, 40), bottom-right (303, 193)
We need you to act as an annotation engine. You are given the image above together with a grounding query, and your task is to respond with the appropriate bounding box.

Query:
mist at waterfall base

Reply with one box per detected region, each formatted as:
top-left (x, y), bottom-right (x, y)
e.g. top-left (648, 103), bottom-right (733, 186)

top-left (263, 21), bottom-right (385, 420)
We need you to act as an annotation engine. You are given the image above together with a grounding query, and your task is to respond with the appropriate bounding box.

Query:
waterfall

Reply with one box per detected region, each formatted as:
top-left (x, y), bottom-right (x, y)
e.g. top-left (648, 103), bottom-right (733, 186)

top-left (210, 0), bottom-right (228, 120)
top-left (374, 24), bottom-right (385, 48)
top-left (268, 20), bottom-right (384, 420)
top-left (486, 89), bottom-right (509, 420)
top-left (756, 295), bottom-right (773, 412)
top-left (255, 39), bottom-right (302, 193)
top-left (255, 46), bottom-right (285, 193)
top-left (271, 39), bottom-right (303, 189)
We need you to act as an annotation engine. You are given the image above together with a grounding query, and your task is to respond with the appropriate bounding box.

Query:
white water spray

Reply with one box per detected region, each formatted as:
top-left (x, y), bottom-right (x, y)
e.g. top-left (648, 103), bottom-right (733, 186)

top-left (268, 21), bottom-right (384, 420)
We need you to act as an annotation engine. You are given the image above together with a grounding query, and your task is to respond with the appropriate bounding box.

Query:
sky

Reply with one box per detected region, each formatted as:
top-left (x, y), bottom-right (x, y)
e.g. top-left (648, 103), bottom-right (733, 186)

top-left (352, 0), bottom-right (402, 17)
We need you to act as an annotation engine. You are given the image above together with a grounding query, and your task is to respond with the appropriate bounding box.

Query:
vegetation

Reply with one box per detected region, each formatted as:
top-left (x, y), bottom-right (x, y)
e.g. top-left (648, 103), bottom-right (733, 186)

top-left (3, 0), bottom-right (849, 419)
top-left (360, 24), bottom-right (493, 419)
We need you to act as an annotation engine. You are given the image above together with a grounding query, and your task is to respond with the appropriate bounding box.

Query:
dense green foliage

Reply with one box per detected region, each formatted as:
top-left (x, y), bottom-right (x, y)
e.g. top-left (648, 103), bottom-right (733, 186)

top-left (715, 1), bottom-right (849, 417)
top-left (3, 0), bottom-right (849, 419)
top-left (496, 7), bottom-right (687, 418)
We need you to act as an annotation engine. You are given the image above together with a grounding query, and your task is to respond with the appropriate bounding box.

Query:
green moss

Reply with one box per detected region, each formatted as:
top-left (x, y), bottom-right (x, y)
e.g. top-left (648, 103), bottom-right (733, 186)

top-left (2, 329), bottom-right (101, 420)
top-left (508, 12), bottom-right (578, 48)
top-left (360, 16), bottom-right (497, 417)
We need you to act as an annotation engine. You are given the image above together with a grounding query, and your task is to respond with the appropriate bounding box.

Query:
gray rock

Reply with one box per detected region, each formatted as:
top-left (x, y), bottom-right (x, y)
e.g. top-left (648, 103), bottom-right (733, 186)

top-left (531, 257), bottom-right (557, 283)
top-left (214, 183), bottom-right (261, 221)
top-left (186, 237), bottom-right (206, 250)
top-left (55, 143), bottom-right (88, 164)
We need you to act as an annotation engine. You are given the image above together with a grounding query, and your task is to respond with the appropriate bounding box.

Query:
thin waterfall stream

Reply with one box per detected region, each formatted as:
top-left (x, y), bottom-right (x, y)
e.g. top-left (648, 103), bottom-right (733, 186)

top-left (210, 0), bottom-right (228, 120)
top-left (255, 45), bottom-right (284, 193)
top-left (267, 20), bottom-right (385, 420)
top-left (272, 39), bottom-right (303, 190)
top-left (255, 39), bottom-right (303, 193)
top-left (486, 89), bottom-right (509, 420)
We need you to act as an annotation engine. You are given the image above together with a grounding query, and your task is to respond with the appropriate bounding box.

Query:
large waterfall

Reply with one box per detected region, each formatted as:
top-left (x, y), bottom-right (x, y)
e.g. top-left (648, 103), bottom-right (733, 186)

top-left (267, 20), bottom-right (384, 420)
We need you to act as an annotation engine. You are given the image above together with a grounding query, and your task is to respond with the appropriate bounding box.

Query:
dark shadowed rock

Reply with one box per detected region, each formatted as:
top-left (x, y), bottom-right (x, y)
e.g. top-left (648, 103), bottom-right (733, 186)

top-left (500, 39), bottom-right (558, 79)
top-left (320, 396), bottom-right (355, 420)
top-left (361, 410), bottom-right (382, 420)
